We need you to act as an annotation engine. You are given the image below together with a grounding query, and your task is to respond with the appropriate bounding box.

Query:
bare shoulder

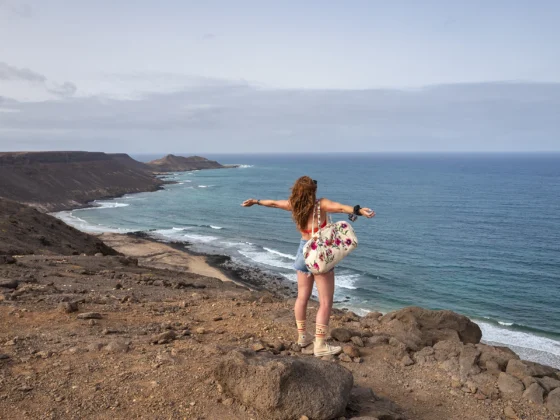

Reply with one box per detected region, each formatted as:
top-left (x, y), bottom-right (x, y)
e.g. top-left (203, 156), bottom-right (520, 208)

top-left (319, 197), bottom-right (335, 210)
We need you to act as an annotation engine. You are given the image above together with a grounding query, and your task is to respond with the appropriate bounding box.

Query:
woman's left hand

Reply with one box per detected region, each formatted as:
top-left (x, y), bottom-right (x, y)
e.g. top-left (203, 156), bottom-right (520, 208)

top-left (360, 208), bottom-right (375, 218)
top-left (241, 198), bottom-right (256, 207)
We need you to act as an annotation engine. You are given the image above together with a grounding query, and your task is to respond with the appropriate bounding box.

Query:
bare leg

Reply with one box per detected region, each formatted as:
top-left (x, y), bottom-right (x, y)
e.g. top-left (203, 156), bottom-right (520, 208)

top-left (294, 271), bottom-right (314, 345)
top-left (314, 270), bottom-right (335, 326)
top-left (313, 270), bottom-right (341, 356)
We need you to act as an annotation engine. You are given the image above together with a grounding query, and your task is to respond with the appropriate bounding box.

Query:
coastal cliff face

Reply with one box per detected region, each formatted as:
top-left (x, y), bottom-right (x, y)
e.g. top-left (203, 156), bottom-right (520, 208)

top-left (0, 198), bottom-right (118, 256)
top-left (0, 151), bottom-right (164, 212)
top-left (147, 154), bottom-right (224, 172)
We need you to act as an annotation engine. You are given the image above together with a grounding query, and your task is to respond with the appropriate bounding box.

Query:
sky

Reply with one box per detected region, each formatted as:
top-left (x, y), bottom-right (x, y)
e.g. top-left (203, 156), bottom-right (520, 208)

top-left (0, 0), bottom-right (559, 153)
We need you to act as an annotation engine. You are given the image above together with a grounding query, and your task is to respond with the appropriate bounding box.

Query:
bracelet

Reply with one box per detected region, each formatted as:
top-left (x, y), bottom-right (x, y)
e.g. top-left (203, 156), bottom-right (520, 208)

top-left (256, 199), bottom-right (261, 205)
top-left (353, 205), bottom-right (361, 215)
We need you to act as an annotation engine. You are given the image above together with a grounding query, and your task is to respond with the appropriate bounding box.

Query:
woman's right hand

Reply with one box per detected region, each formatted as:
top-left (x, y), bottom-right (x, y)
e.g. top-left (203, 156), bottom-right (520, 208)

top-left (360, 208), bottom-right (375, 218)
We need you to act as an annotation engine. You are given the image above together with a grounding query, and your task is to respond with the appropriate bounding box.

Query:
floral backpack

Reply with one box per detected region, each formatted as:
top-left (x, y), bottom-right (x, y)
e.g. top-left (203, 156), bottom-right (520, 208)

top-left (303, 199), bottom-right (358, 274)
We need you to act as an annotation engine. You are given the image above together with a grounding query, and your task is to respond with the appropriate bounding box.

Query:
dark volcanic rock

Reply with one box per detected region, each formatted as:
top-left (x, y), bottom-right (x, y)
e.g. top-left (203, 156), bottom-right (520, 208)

top-left (0, 198), bottom-right (119, 256)
top-left (214, 350), bottom-right (353, 420)
top-left (0, 151), bottom-right (163, 212)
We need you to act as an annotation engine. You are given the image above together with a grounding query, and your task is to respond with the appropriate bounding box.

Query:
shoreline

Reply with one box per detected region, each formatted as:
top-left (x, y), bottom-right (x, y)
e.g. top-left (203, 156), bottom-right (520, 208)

top-left (100, 231), bottom-right (299, 300)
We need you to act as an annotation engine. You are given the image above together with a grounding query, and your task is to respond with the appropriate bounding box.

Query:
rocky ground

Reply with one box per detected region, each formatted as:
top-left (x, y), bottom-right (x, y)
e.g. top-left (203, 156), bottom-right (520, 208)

top-left (1, 236), bottom-right (560, 419)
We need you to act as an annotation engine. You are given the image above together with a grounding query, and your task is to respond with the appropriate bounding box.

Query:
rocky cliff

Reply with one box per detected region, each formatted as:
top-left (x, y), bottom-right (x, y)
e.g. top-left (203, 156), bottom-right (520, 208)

top-left (0, 198), bottom-right (118, 256)
top-left (0, 151), bottom-right (164, 212)
top-left (147, 154), bottom-right (225, 172)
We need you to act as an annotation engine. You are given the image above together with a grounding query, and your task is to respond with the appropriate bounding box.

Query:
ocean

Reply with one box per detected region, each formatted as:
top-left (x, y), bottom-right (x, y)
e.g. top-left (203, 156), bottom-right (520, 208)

top-left (55, 153), bottom-right (560, 368)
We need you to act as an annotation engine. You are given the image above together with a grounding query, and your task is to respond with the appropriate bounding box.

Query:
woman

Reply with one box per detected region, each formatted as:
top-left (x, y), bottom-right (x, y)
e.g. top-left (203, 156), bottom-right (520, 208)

top-left (242, 176), bottom-right (375, 356)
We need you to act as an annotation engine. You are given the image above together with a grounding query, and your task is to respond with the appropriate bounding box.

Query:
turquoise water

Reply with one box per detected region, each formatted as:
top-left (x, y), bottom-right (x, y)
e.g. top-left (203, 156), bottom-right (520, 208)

top-left (56, 153), bottom-right (560, 367)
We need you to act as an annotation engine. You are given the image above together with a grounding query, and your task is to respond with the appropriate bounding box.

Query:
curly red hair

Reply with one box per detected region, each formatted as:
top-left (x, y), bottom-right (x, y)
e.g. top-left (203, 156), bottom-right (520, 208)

top-left (289, 176), bottom-right (317, 231)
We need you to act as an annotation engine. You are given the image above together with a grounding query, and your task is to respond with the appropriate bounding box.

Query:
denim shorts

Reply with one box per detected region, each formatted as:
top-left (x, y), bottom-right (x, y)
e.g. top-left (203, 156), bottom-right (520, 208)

top-left (293, 239), bottom-right (335, 274)
top-left (293, 239), bottom-right (309, 273)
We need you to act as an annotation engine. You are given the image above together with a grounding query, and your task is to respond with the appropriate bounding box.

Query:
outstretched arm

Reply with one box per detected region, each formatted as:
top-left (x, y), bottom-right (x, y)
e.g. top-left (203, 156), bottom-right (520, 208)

top-left (241, 198), bottom-right (292, 211)
top-left (320, 198), bottom-right (375, 218)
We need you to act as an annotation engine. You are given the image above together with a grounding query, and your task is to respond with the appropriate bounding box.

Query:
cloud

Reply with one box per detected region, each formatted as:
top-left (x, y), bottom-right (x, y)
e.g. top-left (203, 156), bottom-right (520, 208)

top-left (201, 33), bottom-right (216, 41)
top-left (0, 81), bottom-right (559, 152)
top-left (0, 61), bottom-right (77, 98)
top-left (0, 0), bottom-right (32, 18)
top-left (47, 82), bottom-right (77, 97)
top-left (0, 62), bottom-right (45, 83)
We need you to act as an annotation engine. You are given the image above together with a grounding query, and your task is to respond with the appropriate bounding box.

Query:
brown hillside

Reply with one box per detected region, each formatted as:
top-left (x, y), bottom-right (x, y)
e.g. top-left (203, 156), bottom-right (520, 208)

top-left (0, 198), bottom-right (118, 256)
top-left (0, 151), bottom-right (164, 212)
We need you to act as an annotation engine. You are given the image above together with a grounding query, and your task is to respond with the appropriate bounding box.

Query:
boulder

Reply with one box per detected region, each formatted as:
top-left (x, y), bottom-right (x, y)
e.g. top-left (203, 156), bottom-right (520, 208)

top-left (506, 359), bottom-right (557, 380)
top-left (413, 346), bottom-right (436, 365)
top-left (476, 344), bottom-right (519, 371)
top-left (459, 344), bottom-right (481, 379)
top-left (485, 360), bottom-right (502, 376)
top-left (470, 372), bottom-right (499, 400)
top-left (537, 376), bottom-right (560, 393)
top-left (214, 350), bottom-right (353, 420)
top-left (331, 328), bottom-right (353, 343)
top-left (522, 382), bottom-right (544, 404)
top-left (433, 340), bottom-right (462, 362)
top-left (547, 388), bottom-right (560, 414)
top-left (379, 307), bottom-right (481, 352)
top-left (498, 372), bottom-right (525, 400)
top-left (523, 376), bottom-right (537, 389)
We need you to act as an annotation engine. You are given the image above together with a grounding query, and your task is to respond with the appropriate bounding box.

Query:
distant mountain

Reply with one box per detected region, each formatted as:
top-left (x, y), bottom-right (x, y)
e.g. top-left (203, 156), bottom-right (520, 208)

top-left (147, 154), bottom-right (227, 172)
top-left (0, 198), bottom-right (118, 256)
top-left (0, 151), bottom-right (164, 212)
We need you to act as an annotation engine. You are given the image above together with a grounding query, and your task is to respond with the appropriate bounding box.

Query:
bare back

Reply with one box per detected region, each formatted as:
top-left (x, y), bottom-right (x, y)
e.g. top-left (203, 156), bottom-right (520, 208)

top-left (296, 198), bottom-right (328, 240)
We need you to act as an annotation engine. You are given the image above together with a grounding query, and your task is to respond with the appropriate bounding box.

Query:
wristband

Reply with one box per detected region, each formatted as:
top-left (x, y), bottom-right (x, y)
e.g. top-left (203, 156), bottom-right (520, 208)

top-left (353, 205), bottom-right (362, 215)
top-left (257, 199), bottom-right (261, 205)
